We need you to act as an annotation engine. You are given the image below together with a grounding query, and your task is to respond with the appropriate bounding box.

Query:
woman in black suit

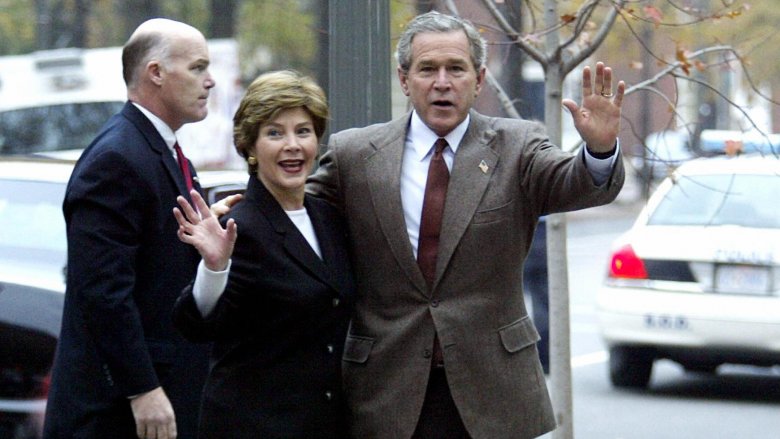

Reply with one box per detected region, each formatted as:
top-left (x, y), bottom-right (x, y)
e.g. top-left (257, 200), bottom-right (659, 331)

top-left (172, 70), bottom-right (355, 438)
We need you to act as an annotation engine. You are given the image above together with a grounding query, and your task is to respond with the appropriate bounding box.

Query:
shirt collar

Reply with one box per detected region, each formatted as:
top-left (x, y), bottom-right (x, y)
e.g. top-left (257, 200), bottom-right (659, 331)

top-left (131, 102), bottom-right (178, 150)
top-left (409, 110), bottom-right (470, 161)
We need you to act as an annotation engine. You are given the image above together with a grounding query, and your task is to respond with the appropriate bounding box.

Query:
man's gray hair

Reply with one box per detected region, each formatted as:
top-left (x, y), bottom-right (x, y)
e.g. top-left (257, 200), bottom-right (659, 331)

top-left (395, 11), bottom-right (487, 74)
top-left (122, 32), bottom-right (171, 87)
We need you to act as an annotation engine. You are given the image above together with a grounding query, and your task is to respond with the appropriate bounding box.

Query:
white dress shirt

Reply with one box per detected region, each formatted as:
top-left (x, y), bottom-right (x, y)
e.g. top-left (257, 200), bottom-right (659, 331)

top-left (131, 102), bottom-right (180, 159)
top-left (400, 110), bottom-right (618, 257)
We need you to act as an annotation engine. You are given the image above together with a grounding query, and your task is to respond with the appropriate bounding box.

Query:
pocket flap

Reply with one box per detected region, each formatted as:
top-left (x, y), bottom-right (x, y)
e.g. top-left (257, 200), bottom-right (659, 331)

top-left (498, 316), bottom-right (540, 353)
top-left (342, 334), bottom-right (375, 363)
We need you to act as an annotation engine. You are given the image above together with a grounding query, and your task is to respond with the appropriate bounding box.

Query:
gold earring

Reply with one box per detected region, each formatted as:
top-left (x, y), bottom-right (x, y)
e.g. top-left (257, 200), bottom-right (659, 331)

top-left (247, 156), bottom-right (257, 166)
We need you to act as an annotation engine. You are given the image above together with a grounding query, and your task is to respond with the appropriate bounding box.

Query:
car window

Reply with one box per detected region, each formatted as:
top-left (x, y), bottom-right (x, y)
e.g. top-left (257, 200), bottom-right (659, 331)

top-left (205, 185), bottom-right (245, 205)
top-left (648, 174), bottom-right (780, 228)
top-left (0, 101), bottom-right (124, 154)
top-left (0, 179), bottom-right (67, 261)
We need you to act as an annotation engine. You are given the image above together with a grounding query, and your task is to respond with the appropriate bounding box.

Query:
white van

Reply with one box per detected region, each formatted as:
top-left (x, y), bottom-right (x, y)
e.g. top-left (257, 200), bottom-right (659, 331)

top-left (0, 48), bottom-right (125, 156)
top-left (0, 41), bottom-right (242, 168)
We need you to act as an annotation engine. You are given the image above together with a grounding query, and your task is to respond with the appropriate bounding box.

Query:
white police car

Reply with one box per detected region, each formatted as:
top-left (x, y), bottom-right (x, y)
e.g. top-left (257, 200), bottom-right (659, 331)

top-left (597, 153), bottom-right (780, 388)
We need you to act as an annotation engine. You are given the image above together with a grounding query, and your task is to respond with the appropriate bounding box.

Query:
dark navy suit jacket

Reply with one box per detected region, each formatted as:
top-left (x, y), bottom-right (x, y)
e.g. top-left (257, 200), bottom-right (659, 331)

top-left (44, 102), bottom-right (209, 439)
top-left (174, 176), bottom-right (356, 439)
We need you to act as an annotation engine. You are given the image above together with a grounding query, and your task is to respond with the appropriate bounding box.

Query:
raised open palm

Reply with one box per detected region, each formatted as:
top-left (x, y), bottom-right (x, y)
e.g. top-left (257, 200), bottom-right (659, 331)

top-left (173, 190), bottom-right (238, 272)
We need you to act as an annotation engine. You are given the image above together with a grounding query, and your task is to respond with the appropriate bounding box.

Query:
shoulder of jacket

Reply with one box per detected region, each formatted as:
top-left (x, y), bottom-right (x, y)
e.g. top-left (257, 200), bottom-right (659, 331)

top-left (332, 120), bottom-right (394, 142)
top-left (486, 115), bottom-right (541, 132)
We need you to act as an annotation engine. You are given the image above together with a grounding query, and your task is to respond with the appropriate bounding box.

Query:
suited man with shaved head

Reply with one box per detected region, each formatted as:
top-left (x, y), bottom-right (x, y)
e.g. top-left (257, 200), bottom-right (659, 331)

top-left (44, 18), bottom-right (215, 439)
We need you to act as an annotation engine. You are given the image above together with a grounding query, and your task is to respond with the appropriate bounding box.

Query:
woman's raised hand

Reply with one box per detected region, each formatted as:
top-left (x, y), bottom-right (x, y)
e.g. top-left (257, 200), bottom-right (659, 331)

top-left (173, 190), bottom-right (238, 271)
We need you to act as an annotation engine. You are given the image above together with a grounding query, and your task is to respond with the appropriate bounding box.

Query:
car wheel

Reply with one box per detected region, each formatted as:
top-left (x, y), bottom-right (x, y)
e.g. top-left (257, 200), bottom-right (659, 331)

top-left (609, 346), bottom-right (654, 388)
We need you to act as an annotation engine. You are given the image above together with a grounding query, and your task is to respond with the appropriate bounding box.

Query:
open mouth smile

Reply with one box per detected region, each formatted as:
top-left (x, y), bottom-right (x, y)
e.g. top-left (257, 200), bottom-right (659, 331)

top-left (279, 159), bottom-right (305, 173)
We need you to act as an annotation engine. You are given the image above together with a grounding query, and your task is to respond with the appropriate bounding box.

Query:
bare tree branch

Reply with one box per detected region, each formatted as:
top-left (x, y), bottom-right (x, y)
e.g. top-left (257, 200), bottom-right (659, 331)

top-left (486, 69), bottom-right (522, 119)
top-left (626, 45), bottom-right (733, 92)
top-left (563, 0), bottom-right (626, 73)
top-left (674, 72), bottom-right (777, 151)
top-left (559, 0), bottom-right (600, 55)
top-left (478, 0), bottom-right (547, 64)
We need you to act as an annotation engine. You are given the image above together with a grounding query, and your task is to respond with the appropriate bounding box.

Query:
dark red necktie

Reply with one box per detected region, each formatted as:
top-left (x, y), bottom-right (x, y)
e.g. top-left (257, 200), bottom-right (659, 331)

top-left (417, 138), bottom-right (449, 367)
top-left (418, 138), bottom-right (450, 286)
top-left (173, 142), bottom-right (194, 193)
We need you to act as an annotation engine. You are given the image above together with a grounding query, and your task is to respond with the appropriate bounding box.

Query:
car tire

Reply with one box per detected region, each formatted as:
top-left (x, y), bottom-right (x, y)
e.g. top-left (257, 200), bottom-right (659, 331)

top-left (609, 346), bottom-right (654, 388)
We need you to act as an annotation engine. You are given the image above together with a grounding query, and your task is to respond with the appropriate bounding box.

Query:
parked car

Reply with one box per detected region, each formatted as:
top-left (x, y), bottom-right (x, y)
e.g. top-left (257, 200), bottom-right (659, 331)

top-left (632, 129), bottom-right (695, 182)
top-left (697, 129), bottom-right (780, 157)
top-left (597, 153), bottom-right (780, 389)
top-left (0, 157), bottom-right (246, 438)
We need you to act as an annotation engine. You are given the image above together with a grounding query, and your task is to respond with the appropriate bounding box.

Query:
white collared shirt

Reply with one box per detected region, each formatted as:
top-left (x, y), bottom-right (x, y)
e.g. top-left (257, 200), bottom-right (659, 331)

top-left (401, 111), bottom-right (468, 257)
top-left (400, 110), bottom-right (618, 257)
top-left (131, 102), bottom-right (179, 160)
top-left (287, 207), bottom-right (322, 259)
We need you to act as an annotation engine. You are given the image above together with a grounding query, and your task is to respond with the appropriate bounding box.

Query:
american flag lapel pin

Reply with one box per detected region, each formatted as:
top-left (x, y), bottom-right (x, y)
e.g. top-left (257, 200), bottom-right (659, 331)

top-left (479, 160), bottom-right (489, 173)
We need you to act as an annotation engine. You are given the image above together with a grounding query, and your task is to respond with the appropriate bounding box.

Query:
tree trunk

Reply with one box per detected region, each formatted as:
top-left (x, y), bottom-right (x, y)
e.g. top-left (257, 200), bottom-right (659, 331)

top-left (71, 0), bottom-right (90, 48)
top-left (208, 0), bottom-right (237, 39)
top-left (35, 0), bottom-right (51, 50)
top-left (314, 1), bottom-right (329, 102)
top-left (119, 0), bottom-right (160, 40)
top-left (545, 65), bottom-right (574, 439)
top-left (543, 1), bottom-right (574, 438)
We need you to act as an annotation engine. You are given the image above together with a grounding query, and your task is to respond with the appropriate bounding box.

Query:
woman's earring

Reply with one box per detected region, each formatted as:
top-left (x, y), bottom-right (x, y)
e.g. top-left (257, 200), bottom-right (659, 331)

top-left (247, 156), bottom-right (257, 166)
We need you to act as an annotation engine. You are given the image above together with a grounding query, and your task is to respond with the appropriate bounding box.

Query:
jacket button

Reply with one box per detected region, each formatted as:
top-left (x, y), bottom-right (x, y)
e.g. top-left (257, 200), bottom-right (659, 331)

top-left (424, 349), bottom-right (432, 358)
top-left (325, 391), bottom-right (333, 401)
top-left (326, 344), bottom-right (334, 354)
top-left (332, 298), bottom-right (340, 307)
top-left (431, 299), bottom-right (439, 307)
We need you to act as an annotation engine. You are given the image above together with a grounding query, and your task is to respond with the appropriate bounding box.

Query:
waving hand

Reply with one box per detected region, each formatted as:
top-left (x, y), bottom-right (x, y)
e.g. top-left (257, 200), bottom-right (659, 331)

top-left (562, 62), bottom-right (626, 153)
top-left (173, 190), bottom-right (238, 272)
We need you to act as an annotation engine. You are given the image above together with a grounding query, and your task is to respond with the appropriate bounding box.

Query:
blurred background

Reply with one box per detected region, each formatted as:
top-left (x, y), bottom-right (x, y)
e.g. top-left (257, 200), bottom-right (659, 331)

top-left (2, 0), bottom-right (779, 185)
top-left (2, 2), bottom-right (780, 438)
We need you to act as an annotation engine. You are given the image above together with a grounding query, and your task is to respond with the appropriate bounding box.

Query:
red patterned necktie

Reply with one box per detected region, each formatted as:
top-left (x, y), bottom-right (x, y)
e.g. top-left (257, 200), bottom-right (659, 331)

top-left (417, 138), bottom-right (450, 368)
top-left (173, 142), bottom-right (194, 194)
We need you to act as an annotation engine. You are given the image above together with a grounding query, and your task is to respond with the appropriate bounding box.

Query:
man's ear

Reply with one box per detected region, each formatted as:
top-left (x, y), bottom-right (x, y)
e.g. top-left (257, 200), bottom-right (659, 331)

top-left (397, 66), bottom-right (410, 97)
top-left (148, 61), bottom-right (163, 86)
top-left (474, 66), bottom-right (486, 97)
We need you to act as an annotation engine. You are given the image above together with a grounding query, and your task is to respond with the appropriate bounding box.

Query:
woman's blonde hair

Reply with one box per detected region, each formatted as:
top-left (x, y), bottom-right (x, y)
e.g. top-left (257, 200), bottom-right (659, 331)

top-left (233, 70), bottom-right (328, 174)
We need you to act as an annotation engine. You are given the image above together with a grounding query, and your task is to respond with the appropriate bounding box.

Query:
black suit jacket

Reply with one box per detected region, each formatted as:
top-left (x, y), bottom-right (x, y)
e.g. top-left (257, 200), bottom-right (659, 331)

top-left (43, 102), bottom-right (209, 439)
top-left (173, 176), bottom-right (356, 439)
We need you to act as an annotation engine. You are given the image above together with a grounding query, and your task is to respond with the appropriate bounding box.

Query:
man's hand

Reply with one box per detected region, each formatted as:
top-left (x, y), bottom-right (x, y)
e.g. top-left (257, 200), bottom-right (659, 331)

top-left (562, 61), bottom-right (626, 153)
top-left (209, 193), bottom-right (243, 218)
top-left (130, 387), bottom-right (176, 439)
top-left (174, 190), bottom-right (238, 271)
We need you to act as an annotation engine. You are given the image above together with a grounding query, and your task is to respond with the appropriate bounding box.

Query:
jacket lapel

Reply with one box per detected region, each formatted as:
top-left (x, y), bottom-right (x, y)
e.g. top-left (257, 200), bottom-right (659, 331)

top-left (365, 114), bottom-right (430, 295)
top-left (122, 102), bottom-right (199, 200)
top-left (246, 177), bottom-right (343, 293)
top-left (435, 112), bottom-right (499, 287)
top-left (306, 197), bottom-right (353, 295)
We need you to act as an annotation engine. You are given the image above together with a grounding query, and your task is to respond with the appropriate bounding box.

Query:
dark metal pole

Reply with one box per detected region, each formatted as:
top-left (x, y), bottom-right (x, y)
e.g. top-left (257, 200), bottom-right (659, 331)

top-left (327, 0), bottom-right (391, 135)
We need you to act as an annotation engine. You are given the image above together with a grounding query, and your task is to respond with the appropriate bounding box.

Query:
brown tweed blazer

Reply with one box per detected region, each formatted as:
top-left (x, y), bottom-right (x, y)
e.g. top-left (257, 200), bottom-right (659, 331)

top-left (307, 110), bottom-right (624, 439)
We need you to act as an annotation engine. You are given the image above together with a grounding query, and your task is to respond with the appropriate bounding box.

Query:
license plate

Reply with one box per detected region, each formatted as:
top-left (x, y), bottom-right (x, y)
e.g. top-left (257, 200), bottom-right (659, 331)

top-left (715, 265), bottom-right (771, 295)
